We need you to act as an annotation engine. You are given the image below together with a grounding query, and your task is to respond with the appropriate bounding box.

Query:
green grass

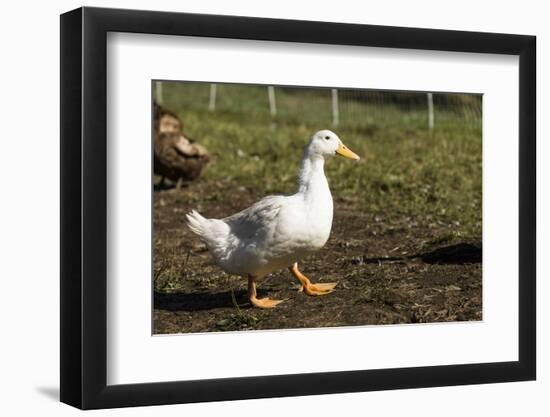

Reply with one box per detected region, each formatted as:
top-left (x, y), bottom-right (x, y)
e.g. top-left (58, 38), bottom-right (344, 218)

top-left (158, 81), bottom-right (482, 240)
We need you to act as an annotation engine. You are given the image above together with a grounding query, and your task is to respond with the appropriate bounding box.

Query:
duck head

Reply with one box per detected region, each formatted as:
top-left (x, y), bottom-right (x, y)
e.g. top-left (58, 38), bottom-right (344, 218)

top-left (307, 130), bottom-right (360, 161)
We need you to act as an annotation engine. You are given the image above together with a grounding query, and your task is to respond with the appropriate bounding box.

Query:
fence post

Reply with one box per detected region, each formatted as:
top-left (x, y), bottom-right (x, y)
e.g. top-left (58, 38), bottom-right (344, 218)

top-left (209, 84), bottom-right (217, 112)
top-left (332, 88), bottom-right (339, 127)
top-left (268, 86), bottom-right (277, 117)
top-left (155, 81), bottom-right (163, 105)
top-left (427, 92), bottom-right (434, 130)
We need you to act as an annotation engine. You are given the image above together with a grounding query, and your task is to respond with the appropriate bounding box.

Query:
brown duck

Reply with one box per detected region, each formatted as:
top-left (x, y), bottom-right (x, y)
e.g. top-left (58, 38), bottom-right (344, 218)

top-left (154, 103), bottom-right (210, 188)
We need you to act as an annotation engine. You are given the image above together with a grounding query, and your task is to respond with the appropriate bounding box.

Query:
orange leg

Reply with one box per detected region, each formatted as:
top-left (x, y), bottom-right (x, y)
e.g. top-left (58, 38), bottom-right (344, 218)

top-left (289, 263), bottom-right (337, 296)
top-left (248, 275), bottom-right (284, 308)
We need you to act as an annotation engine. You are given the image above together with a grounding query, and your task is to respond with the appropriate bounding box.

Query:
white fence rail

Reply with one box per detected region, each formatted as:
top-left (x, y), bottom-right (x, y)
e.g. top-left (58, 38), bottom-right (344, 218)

top-left (427, 92), bottom-right (434, 131)
top-left (267, 86), bottom-right (277, 117)
top-left (208, 83), bottom-right (217, 112)
top-left (331, 88), bottom-right (339, 127)
top-left (154, 81), bottom-right (163, 105)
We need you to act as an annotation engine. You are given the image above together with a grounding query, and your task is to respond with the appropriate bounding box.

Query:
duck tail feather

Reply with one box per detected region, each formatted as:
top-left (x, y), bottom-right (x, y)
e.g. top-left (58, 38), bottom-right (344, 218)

top-left (186, 210), bottom-right (231, 258)
top-left (185, 210), bottom-right (209, 238)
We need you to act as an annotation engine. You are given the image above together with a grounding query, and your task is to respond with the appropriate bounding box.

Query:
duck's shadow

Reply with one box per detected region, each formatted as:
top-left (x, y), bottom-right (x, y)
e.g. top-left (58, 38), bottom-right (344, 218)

top-left (153, 182), bottom-right (175, 192)
top-left (359, 242), bottom-right (482, 265)
top-left (154, 289), bottom-right (264, 312)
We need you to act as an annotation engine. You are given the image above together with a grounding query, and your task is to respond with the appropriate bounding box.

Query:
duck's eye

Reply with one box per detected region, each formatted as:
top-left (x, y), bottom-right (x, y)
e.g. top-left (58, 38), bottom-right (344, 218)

top-left (324, 135), bottom-right (331, 140)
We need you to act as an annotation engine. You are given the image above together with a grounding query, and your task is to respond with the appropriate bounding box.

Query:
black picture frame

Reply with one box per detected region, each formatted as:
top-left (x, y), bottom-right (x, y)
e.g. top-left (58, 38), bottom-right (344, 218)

top-left (60, 6), bottom-right (536, 410)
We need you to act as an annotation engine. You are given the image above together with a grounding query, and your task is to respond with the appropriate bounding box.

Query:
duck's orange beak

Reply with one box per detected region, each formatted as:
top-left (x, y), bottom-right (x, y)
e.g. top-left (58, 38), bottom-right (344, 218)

top-left (336, 143), bottom-right (360, 160)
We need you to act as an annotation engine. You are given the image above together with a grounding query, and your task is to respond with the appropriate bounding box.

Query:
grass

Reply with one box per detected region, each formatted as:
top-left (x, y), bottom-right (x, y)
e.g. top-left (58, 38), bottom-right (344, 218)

top-left (158, 81), bottom-right (482, 241)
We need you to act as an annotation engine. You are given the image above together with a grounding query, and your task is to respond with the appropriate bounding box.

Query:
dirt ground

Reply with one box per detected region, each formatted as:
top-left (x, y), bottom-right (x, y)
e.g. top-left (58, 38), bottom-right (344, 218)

top-left (153, 180), bottom-right (482, 334)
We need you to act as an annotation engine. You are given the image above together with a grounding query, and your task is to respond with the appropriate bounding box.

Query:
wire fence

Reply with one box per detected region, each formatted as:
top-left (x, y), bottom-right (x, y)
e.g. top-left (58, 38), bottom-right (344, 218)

top-left (155, 81), bottom-right (482, 132)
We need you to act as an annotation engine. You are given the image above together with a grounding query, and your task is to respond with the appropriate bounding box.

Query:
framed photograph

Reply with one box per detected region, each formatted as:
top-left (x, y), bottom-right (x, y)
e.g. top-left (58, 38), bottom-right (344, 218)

top-left (60, 6), bottom-right (536, 409)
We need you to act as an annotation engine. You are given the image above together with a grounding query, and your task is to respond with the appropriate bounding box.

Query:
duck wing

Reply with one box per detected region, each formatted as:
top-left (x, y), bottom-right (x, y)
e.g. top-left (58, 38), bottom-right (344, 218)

top-left (223, 195), bottom-right (285, 242)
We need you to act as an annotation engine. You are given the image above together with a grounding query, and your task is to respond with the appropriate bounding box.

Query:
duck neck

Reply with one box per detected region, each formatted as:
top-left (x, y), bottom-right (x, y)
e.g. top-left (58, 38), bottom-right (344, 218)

top-left (298, 153), bottom-right (328, 197)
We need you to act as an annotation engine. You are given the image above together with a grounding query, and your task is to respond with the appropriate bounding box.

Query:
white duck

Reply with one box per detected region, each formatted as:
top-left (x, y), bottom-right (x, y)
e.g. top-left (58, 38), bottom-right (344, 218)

top-left (186, 130), bottom-right (360, 308)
